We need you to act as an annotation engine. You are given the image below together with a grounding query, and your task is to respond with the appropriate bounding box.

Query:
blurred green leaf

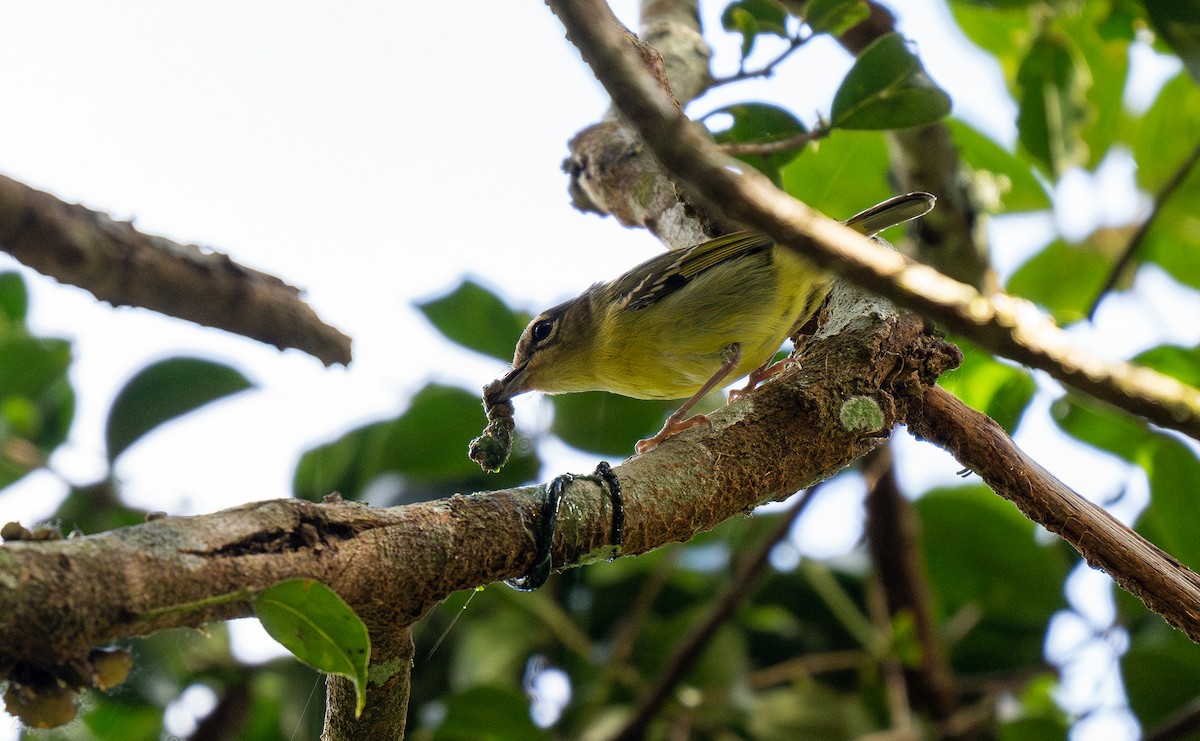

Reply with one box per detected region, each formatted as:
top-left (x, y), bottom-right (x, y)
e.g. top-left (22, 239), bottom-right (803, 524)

top-left (917, 486), bottom-right (1070, 674)
top-left (1016, 28), bottom-right (1090, 177)
top-left (293, 383), bottom-right (538, 502)
top-left (1138, 439), bottom-right (1200, 570)
top-left (417, 280), bottom-right (530, 363)
top-left (255, 578), bottom-right (370, 717)
top-left (1121, 612), bottom-right (1200, 732)
top-left (550, 391), bottom-right (676, 456)
top-left (105, 357), bottom-right (252, 463)
top-left (722, 0), bottom-right (788, 60)
top-left (0, 326), bottom-right (74, 487)
top-left (1134, 343), bottom-right (1200, 387)
top-left (830, 33), bottom-right (952, 130)
top-left (938, 339), bottom-right (1035, 434)
top-left (434, 685), bottom-right (546, 741)
top-left (74, 700), bottom-right (164, 740)
top-left (1143, 0), bottom-right (1200, 82)
top-left (1056, 7), bottom-right (1129, 170)
top-left (1006, 239), bottom-right (1113, 323)
top-left (1137, 175), bottom-right (1200, 291)
top-left (946, 119), bottom-right (1052, 213)
top-left (1050, 393), bottom-right (1156, 463)
top-left (710, 103), bottom-right (808, 185)
top-left (781, 130), bottom-right (892, 221)
top-left (949, 2), bottom-right (1030, 80)
top-left (806, 0), bottom-right (869, 37)
top-left (748, 683), bottom-right (875, 740)
top-left (0, 272), bottom-right (27, 323)
top-left (1133, 72), bottom-right (1200, 193)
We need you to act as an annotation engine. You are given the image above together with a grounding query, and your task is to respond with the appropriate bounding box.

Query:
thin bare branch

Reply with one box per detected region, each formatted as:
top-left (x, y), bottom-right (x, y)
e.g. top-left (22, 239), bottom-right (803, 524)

top-left (1087, 137), bottom-right (1200, 319)
top-left (907, 386), bottom-right (1200, 644)
top-left (0, 173), bottom-right (352, 366)
top-left (706, 35), bottom-right (807, 90)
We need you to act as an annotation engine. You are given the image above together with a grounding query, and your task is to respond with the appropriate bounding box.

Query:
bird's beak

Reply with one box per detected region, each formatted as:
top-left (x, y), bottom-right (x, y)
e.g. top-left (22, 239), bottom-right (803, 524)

top-left (491, 360), bottom-right (531, 403)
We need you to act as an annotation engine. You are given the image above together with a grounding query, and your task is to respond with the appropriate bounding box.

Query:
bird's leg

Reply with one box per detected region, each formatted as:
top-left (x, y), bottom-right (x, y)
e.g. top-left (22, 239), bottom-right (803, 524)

top-left (635, 343), bottom-right (742, 454)
top-left (728, 355), bottom-right (798, 402)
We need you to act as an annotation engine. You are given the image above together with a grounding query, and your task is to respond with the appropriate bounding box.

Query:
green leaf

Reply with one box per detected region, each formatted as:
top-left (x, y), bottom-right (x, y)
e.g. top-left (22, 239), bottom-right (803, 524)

top-left (748, 683), bottom-right (875, 739)
top-left (1050, 393), bottom-right (1156, 463)
top-left (551, 391), bottom-right (677, 456)
top-left (917, 485), bottom-right (1070, 675)
top-left (0, 272), bottom-right (27, 323)
top-left (949, 2), bottom-right (1032, 79)
top-left (709, 103), bottom-right (808, 185)
top-left (1136, 174), bottom-right (1200, 291)
top-left (1138, 439), bottom-right (1200, 570)
top-left (937, 339), bottom-right (1035, 434)
top-left (433, 685), bottom-right (546, 741)
top-left (806, 0), bottom-right (869, 37)
top-left (1142, 0), bottom-right (1200, 82)
top-left (417, 280), bottom-right (530, 363)
top-left (722, 0), bottom-right (788, 60)
top-left (1056, 7), bottom-right (1130, 170)
top-left (293, 384), bottom-right (538, 502)
top-left (1134, 344), bottom-right (1200, 388)
top-left (781, 129), bottom-right (892, 221)
top-left (946, 119), bottom-right (1051, 213)
top-left (105, 357), bottom-right (252, 462)
top-left (255, 578), bottom-right (370, 717)
top-left (1015, 28), bottom-right (1090, 177)
top-left (1121, 612), bottom-right (1200, 731)
top-left (1006, 239), bottom-right (1112, 324)
top-left (0, 329), bottom-right (74, 487)
top-left (830, 33), bottom-right (952, 130)
top-left (1132, 72), bottom-right (1200, 193)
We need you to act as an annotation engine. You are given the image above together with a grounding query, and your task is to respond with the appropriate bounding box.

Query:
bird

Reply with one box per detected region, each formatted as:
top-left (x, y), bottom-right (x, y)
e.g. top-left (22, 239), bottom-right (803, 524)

top-left (491, 192), bottom-right (935, 454)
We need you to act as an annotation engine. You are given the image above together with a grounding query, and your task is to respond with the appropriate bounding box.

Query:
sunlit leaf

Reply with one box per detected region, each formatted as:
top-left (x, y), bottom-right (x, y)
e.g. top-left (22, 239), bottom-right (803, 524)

top-left (1006, 239), bottom-right (1112, 323)
top-left (1015, 28), bottom-right (1091, 177)
top-left (1134, 343), bottom-right (1200, 388)
top-left (1133, 72), bottom-right (1200, 193)
top-left (946, 119), bottom-right (1051, 213)
top-left (781, 130), bottom-right (892, 220)
top-left (806, 0), bottom-right (869, 37)
top-left (255, 579), bottom-right (370, 717)
top-left (710, 102), bottom-right (808, 185)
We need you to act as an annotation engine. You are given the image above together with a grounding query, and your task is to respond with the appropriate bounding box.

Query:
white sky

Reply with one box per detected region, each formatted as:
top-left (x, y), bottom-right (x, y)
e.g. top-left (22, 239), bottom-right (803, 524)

top-left (0, 2), bottom-right (1193, 739)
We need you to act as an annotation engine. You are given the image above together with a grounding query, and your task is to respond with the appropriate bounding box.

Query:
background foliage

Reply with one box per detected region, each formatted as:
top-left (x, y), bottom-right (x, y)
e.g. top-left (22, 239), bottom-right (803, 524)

top-left (4, 0), bottom-right (1200, 739)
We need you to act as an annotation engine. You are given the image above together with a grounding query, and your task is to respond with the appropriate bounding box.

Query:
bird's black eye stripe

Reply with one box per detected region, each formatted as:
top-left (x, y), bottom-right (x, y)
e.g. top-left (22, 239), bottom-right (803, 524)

top-left (531, 317), bottom-right (556, 345)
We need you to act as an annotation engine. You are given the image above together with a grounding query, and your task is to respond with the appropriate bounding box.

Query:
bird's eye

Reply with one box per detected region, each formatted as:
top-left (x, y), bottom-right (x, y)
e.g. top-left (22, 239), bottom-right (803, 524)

top-left (531, 318), bottom-right (556, 345)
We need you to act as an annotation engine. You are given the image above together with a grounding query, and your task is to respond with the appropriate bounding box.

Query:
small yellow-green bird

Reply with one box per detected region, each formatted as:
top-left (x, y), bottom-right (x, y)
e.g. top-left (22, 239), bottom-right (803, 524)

top-left (493, 192), bottom-right (935, 453)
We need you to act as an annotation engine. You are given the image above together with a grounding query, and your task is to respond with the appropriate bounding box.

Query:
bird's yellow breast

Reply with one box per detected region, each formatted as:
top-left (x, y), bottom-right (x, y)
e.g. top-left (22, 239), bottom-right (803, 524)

top-left (594, 248), bottom-right (829, 400)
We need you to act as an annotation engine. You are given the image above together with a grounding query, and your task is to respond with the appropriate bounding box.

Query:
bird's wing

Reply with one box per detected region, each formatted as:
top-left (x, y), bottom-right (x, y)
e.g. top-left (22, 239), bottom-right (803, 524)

top-left (617, 231), bottom-right (773, 312)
